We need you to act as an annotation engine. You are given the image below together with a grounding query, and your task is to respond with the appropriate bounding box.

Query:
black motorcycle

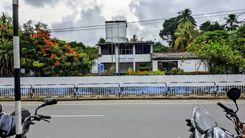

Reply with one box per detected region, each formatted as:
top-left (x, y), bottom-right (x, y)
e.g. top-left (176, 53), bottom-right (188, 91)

top-left (0, 98), bottom-right (57, 138)
top-left (186, 88), bottom-right (244, 138)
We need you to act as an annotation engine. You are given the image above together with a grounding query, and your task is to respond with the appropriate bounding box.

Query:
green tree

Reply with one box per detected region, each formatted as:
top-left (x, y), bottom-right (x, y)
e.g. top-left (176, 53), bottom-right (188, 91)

top-left (97, 37), bottom-right (106, 45)
top-left (174, 21), bottom-right (198, 51)
top-left (20, 20), bottom-right (39, 75)
top-left (159, 17), bottom-right (180, 46)
top-left (130, 34), bottom-right (139, 42)
top-left (153, 42), bottom-right (170, 53)
top-left (188, 30), bottom-right (244, 74)
top-left (0, 13), bottom-right (14, 76)
top-left (200, 21), bottom-right (225, 32)
top-left (0, 13), bottom-right (99, 77)
top-left (174, 9), bottom-right (197, 51)
top-left (178, 9), bottom-right (196, 25)
top-left (225, 14), bottom-right (240, 31)
top-left (159, 9), bottom-right (196, 48)
top-left (229, 24), bottom-right (245, 60)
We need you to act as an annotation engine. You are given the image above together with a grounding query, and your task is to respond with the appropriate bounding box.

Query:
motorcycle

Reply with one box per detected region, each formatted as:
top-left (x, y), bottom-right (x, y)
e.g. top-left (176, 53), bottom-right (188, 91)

top-left (186, 88), bottom-right (244, 138)
top-left (0, 98), bottom-right (57, 138)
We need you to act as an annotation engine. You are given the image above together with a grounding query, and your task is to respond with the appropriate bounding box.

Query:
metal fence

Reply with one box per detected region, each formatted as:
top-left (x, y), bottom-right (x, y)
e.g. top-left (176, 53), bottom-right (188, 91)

top-left (0, 81), bottom-right (244, 98)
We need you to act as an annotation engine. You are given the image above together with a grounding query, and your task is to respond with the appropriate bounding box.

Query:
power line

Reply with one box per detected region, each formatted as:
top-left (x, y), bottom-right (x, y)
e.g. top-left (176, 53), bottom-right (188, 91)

top-left (52, 9), bottom-right (245, 32)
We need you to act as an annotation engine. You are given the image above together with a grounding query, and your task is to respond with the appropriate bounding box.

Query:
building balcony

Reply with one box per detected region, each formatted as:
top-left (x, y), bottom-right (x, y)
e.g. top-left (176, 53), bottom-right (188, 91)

top-left (98, 54), bottom-right (151, 63)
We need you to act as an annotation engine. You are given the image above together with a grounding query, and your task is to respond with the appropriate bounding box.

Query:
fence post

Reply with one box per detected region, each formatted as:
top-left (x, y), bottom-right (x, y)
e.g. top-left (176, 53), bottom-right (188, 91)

top-left (213, 81), bottom-right (217, 98)
top-left (118, 83), bottom-right (121, 99)
top-left (166, 82), bottom-right (170, 99)
top-left (73, 84), bottom-right (77, 99)
top-left (30, 84), bottom-right (34, 100)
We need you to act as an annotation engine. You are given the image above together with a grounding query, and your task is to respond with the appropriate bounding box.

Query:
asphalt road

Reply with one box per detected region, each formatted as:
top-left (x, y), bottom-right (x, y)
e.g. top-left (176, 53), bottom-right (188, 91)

top-left (1, 100), bottom-right (245, 138)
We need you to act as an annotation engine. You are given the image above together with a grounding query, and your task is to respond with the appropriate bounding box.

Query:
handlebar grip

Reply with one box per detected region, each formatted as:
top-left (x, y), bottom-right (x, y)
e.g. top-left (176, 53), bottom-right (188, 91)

top-left (217, 102), bottom-right (233, 113)
top-left (39, 115), bottom-right (51, 119)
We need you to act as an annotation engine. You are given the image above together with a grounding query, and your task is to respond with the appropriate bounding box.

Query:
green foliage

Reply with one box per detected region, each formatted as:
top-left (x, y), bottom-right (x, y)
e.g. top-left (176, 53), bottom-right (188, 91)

top-left (200, 21), bottom-right (225, 32)
top-left (0, 13), bottom-right (99, 77)
top-left (159, 9), bottom-right (196, 47)
top-left (0, 13), bottom-right (14, 76)
top-left (153, 42), bottom-right (170, 53)
top-left (127, 70), bottom-right (165, 76)
top-left (188, 29), bottom-right (244, 74)
top-left (225, 14), bottom-right (241, 31)
top-left (165, 68), bottom-right (184, 75)
top-left (229, 24), bottom-right (245, 57)
top-left (151, 70), bottom-right (165, 75)
top-left (171, 9), bottom-right (198, 51)
top-left (178, 9), bottom-right (196, 25)
top-left (97, 37), bottom-right (106, 45)
top-left (174, 21), bottom-right (198, 51)
top-left (109, 65), bottom-right (116, 75)
top-left (130, 34), bottom-right (139, 42)
top-left (159, 17), bottom-right (180, 46)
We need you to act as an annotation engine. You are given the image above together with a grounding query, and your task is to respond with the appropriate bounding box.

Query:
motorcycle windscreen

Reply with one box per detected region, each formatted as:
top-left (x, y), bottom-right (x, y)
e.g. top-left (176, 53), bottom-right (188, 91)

top-left (206, 127), bottom-right (235, 138)
top-left (193, 107), bottom-right (218, 134)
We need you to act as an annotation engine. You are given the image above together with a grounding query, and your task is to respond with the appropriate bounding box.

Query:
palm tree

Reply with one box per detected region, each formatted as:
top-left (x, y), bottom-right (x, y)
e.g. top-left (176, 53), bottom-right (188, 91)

top-left (225, 14), bottom-right (240, 31)
top-left (174, 9), bottom-right (197, 51)
top-left (130, 34), bottom-right (139, 42)
top-left (174, 21), bottom-right (197, 51)
top-left (178, 9), bottom-right (196, 25)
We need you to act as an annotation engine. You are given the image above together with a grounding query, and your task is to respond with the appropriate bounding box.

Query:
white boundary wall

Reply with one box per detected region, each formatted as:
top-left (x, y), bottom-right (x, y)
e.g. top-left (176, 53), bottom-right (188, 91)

top-left (0, 75), bottom-right (244, 85)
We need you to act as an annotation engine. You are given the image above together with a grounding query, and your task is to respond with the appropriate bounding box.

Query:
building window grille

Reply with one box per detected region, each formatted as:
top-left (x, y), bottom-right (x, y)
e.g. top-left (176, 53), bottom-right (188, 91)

top-left (101, 45), bottom-right (115, 55)
top-left (119, 45), bottom-right (133, 54)
top-left (136, 45), bottom-right (150, 54)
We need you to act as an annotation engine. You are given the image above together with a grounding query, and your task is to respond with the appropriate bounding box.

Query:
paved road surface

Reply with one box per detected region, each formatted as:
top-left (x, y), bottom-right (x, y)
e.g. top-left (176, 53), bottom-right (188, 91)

top-left (1, 100), bottom-right (245, 138)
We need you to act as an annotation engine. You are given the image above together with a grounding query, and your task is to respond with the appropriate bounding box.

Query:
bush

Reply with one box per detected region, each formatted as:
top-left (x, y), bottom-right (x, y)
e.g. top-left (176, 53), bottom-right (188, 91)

top-left (151, 70), bottom-right (165, 75)
top-left (166, 68), bottom-right (184, 75)
top-left (126, 70), bottom-right (165, 76)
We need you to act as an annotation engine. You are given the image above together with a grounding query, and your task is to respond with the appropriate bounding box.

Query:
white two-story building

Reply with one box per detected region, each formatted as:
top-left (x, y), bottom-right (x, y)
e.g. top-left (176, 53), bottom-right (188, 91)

top-left (92, 20), bottom-right (207, 74)
top-left (95, 41), bottom-right (153, 73)
top-left (92, 20), bottom-right (153, 74)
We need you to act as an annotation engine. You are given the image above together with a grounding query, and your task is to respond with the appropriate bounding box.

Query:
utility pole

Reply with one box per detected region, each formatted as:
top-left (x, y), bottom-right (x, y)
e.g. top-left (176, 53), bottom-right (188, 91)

top-left (13, 0), bottom-right (22, 137)
top-left (117, 23), bottom-right (120, 75)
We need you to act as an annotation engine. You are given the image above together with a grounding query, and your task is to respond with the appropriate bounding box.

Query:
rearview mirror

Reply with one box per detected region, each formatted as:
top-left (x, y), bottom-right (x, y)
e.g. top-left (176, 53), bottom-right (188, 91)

top-left (41, 98), bottom-right (57, 107)
top-left (227, 88), bottom-right (241, 102)
top-left (35, 98), bottom-right (58, 115)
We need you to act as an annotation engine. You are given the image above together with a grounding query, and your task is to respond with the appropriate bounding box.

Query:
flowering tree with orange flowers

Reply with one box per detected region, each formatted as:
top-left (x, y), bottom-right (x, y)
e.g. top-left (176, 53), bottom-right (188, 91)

top-left (20, 21), bottom-right (97, 76)
top-left (0, 14), bottom-right (98, 77)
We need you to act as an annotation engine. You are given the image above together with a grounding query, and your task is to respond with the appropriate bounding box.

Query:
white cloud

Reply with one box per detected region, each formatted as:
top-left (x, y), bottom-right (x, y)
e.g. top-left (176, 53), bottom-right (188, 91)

top-left (96, 0), bottom-right (138, 21)
top-left (0, 0), bottom-right (245, 46)
top-left (19, 0), bottom-right (73, 26)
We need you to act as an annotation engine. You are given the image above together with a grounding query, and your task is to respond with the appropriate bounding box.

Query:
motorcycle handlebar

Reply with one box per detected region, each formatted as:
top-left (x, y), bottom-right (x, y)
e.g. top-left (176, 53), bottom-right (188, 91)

top-left (217, 102), bottom-right (234, 113)
top-left (39, 115), bottom-right (51, 119)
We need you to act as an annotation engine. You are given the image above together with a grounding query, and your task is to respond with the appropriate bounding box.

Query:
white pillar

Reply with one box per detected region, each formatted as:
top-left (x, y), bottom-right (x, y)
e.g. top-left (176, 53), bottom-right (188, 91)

top-left (115, 45), bottom-right (119, 74)
top-left (98, 46), bottom-right (101, 55)
top-left (152, 60), bottom-right (158, 71)
top-left (150, 44), bottom-right (153, 54)
top-left (133, 44), bottom-right (136, 71)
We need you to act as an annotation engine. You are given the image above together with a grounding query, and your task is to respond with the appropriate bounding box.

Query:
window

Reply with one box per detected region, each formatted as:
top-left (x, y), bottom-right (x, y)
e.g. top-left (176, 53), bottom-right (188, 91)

top-left (119, 45), bottom-right (133, 54)
top-left (158, 61), bottom-right (178, 71)
top-left (136, 45), bottom-right (150, 54)
top-left (101, 45), bottom-right (115, 55)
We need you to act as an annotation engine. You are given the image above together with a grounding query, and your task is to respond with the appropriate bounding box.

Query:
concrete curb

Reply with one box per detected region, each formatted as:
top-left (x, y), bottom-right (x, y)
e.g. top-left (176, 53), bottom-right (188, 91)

top-left (0, 94), bottom-right (244, 101)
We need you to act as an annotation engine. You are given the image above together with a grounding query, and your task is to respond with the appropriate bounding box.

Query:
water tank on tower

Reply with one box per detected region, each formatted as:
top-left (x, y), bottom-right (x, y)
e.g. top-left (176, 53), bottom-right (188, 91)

top-left (105, 20), bottom-right (127, 43)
